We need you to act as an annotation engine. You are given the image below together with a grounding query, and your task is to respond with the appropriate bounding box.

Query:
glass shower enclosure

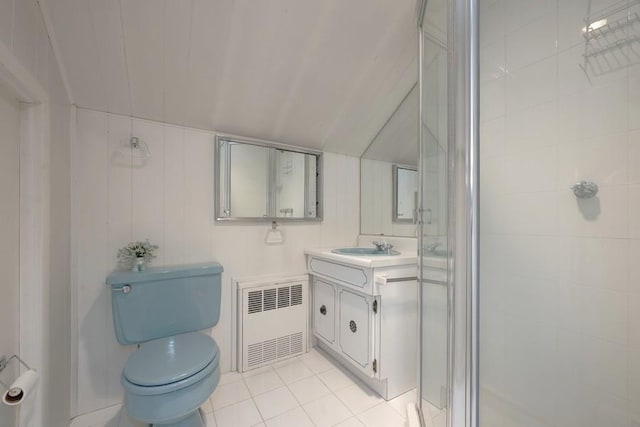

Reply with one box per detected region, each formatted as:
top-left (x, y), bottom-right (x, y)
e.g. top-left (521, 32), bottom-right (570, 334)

top-left (417, 0), bottom-right (640, 425)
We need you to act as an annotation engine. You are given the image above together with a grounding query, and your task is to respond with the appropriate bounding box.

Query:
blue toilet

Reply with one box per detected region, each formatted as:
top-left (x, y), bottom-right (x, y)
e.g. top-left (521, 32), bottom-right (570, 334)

top-left (106, 263), bottom-right (224, 427)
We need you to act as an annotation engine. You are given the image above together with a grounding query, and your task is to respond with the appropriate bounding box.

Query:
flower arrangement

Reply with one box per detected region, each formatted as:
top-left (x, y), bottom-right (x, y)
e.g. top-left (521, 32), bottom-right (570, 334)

top-left (117, 239), bottom-right (158, 271)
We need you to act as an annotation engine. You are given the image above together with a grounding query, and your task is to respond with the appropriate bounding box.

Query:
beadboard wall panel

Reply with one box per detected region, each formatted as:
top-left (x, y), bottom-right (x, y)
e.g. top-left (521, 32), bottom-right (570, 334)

top-left (72, 108), bottom-right (360, 415)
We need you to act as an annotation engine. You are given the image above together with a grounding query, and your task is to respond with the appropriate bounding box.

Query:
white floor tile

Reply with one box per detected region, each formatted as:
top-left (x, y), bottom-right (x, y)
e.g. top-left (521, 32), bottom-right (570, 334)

top-left (317, 367), bottom-right (357, 392)
top-left (273, 359), bottom-right (314, 384)
top-left (357, 402), bottom-right (407, 427)
top-left (203, 411), bottom-right (217, 427)
top-left (210, 380), bottom-right (251, 410)
top-left (218, 371), bottom-right (243, 385)
top-left (388, 389), bottom-right (417, 419)
top-left (243, 365), bottom-right (275, 378)
top-left (335, 382), bottom-right (384, 414)
top-left (244, 369), bottom-right (285, 396)
top-left (334, 417), bottom-right (366, 427)
top-left (302, 394), bottom-right (353, 427)
top-left (300, 350), bottom-right (337, 374)
top-left (201, 398), bottom-right (214, 414)
top-left (288, 375), bottom-right (332, 404)
top-left (264, 407), bottom-right (314, 427)
top-left (251, 424), bottom-right (266, 427)
top-left (213, 399), bottom-right (263, 427)
top-left (253, 386), bottom-right (300, 420)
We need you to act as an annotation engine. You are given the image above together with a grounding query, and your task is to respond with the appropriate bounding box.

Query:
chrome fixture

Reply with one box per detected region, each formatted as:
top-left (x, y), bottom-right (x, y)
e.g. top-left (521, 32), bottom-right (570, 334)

top-left (129, 136), bottom-right (151, 159)
top-left (425, 241), bottom-right (442, 253)
top-left (372, 240), bottom-right (394, 253)
top-left (571, 181), bottom-right (599, 199)
top-left (580, 0), bottom-right (640, 77)
top-left (111, 284), bottom-right (132, 294)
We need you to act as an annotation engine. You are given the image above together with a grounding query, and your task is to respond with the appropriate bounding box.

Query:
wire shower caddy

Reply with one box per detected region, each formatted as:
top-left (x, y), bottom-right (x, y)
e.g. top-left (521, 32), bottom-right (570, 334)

top-left (580, 0), bottom-right (640, 77)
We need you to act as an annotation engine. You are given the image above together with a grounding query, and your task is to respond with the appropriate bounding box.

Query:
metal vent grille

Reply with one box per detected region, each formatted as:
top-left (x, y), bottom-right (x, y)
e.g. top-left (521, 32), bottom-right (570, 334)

top-left (278, 286), bottom-right (290, 308)
top-left (264, 288), bottom-right (277, 311)
top-left (248, 291), bottom-right (262, 314)
top-left (246, 332), bottom-right (305, 368)
top-left (290, 332), bottom-right (303, 354)
top-left (249, 286), bottom-right (302, 314)
top-left (239, 277), bottom-right (308, 372)
top-left (291, 284), bottom-right (303, 305)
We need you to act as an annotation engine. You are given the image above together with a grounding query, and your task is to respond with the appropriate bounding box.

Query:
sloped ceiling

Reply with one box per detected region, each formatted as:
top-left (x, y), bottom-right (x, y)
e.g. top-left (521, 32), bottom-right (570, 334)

top-left (46, 0), bottom-right (418, 157)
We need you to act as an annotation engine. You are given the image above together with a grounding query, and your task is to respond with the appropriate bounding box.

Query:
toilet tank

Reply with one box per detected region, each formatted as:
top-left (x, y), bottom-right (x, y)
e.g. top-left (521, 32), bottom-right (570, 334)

top-left (106, 262), bottom-right (223, 345)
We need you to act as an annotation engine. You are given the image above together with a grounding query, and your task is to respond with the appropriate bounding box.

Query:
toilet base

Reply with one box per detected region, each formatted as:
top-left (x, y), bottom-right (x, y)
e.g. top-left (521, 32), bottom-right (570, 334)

top-left (151, 409), bottom-right (204, 427)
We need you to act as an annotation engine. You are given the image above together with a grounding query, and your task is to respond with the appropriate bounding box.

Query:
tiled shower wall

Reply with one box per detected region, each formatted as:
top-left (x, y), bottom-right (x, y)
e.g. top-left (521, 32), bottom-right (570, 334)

top-left (479, 0), bottom-right (640, 425)
top-left (72, 108), bottom-right (360, 416)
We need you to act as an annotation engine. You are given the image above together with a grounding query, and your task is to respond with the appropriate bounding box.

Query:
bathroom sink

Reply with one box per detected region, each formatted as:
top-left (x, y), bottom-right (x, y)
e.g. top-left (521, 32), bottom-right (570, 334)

top-left (426, 248), bottom-right (448, 257)
top-left (332, 247), bottom-right (401, 256)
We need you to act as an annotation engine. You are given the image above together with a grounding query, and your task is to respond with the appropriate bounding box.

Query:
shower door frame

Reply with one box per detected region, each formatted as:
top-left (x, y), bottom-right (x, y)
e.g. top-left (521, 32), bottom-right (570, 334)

top-left (417, 0), bottom-right (479, 426)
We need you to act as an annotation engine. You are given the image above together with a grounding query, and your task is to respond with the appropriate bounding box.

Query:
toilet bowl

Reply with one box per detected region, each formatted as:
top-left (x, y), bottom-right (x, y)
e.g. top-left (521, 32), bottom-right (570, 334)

top-left (107, 263), bottom-right (224, 427)
top-left (122, 333), bottom-right (220, 426)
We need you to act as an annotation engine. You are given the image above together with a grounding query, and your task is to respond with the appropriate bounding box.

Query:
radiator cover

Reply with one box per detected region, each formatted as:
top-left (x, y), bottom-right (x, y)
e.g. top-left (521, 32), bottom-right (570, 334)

top-left (237, 275), bottom-right (309, 372)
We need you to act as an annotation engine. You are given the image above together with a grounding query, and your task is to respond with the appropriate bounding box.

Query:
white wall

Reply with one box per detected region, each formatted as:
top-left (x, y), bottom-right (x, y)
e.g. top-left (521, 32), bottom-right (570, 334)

top-left (479, 0), bottom-right (640, 425)
top-left (72, 108), bottom-right (360, 416)
top-left (0, 1), bottom-right (72, 426)
top-left (0, 82), bottom-right (21, 427)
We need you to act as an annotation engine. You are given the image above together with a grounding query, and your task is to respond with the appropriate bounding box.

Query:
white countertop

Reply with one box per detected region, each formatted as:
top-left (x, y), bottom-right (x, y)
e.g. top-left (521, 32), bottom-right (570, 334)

top-left (304, 247), bottom-right (418, 268)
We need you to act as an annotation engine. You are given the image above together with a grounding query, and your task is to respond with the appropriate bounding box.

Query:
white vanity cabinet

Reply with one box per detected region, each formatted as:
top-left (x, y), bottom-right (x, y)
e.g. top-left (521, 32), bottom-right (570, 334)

top-left (305, 248), bottom-right (417, 400)
top-left (313, 279), bottom-right (336, 344)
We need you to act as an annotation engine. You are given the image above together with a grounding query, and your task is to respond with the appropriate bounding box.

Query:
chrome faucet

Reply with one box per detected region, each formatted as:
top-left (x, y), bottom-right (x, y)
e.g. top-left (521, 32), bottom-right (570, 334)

top-left (373, 240), bottom-right (394, 253)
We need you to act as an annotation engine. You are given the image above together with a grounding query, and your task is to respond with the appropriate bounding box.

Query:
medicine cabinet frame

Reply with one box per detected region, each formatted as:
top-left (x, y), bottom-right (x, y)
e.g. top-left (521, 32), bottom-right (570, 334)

top-left (214, 134), bottom-right (323, 222)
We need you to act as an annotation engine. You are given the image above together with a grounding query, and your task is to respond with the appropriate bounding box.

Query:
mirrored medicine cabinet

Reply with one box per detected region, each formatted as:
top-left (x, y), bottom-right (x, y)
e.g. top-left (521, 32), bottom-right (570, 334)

top-left (215, 135), bottom-right (322, 221)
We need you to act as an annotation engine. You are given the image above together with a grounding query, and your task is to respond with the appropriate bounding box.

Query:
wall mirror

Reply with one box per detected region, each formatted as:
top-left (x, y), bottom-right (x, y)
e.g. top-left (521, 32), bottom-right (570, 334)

top-left (392, 165), bottom-right (418, 222)
top-left (360, 85), bottom-right (419, 237)
top-left (215, 135), bottom-right (322, 221)
top-left (360, 82), bottom-right (447, 238)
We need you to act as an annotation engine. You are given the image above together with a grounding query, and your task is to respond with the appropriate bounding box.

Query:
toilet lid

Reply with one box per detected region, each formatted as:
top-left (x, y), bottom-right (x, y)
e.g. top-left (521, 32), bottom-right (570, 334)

top-left (124, 332), bottom-right (219, 387)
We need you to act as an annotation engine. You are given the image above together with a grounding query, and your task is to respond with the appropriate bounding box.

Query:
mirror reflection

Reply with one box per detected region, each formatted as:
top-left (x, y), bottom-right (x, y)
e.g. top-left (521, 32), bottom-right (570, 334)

top-left (360, 85), bottom-right (419, 237)
top-left (216, 136), bottom-right (322, 221)
top-left (393, 165), bottom-right (418, 222)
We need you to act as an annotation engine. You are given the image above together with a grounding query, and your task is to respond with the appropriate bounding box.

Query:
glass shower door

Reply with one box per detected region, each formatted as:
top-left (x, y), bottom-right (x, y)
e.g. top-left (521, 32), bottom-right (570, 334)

top-left (478, 0), bottom-right (640, 426)
top-left (418, 0), bottom-right (449, 424)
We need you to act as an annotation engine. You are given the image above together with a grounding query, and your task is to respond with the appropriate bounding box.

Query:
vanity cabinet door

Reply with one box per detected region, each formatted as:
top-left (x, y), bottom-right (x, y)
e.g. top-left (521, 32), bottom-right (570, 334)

top-left (313, 279), bottom-right (335, 344)
top-left (338, 289), bottom-right (379, 378)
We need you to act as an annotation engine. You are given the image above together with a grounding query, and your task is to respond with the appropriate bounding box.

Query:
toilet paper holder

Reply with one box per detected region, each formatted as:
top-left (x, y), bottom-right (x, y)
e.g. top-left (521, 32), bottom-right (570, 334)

top-left (0, 354), bottom-right (33, 389)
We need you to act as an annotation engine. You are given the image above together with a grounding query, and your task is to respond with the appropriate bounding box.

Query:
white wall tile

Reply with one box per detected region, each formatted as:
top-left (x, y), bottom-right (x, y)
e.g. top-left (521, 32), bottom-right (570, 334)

top-left (505, 12), bottom-right (557, 72)
top-left (480, 39), bottom-right (506, 82)
top-left (556, 132), bottom-right (628, 188)
top-left (504, 0), bottom-right (556, 34)
top-left (480, 77), bottom-right (505, 121)
top-left (480, 0), bottom-right (505, 47)
top-left (506, 56), bottom-right (557, 114)
top-left (504, 146), bottom-right (557, 193)
top-left (505, 102), bottom-right (557, 153)
top-left (480, 0), bottom-right (639, 424)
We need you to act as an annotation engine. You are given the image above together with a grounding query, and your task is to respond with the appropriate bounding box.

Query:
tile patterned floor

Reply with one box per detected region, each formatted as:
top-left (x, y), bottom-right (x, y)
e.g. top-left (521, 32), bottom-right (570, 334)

top-left (104, 346), bottom-right (446, 427)
top-left (203, 347), bottom-right (419, 427)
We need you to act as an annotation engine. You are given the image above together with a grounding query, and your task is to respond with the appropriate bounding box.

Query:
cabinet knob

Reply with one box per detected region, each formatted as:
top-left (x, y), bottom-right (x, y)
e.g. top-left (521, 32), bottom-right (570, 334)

top-left (320, 305), bottom-right (327, 315)
top-left (349, 320), bottom-right (357, 333)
